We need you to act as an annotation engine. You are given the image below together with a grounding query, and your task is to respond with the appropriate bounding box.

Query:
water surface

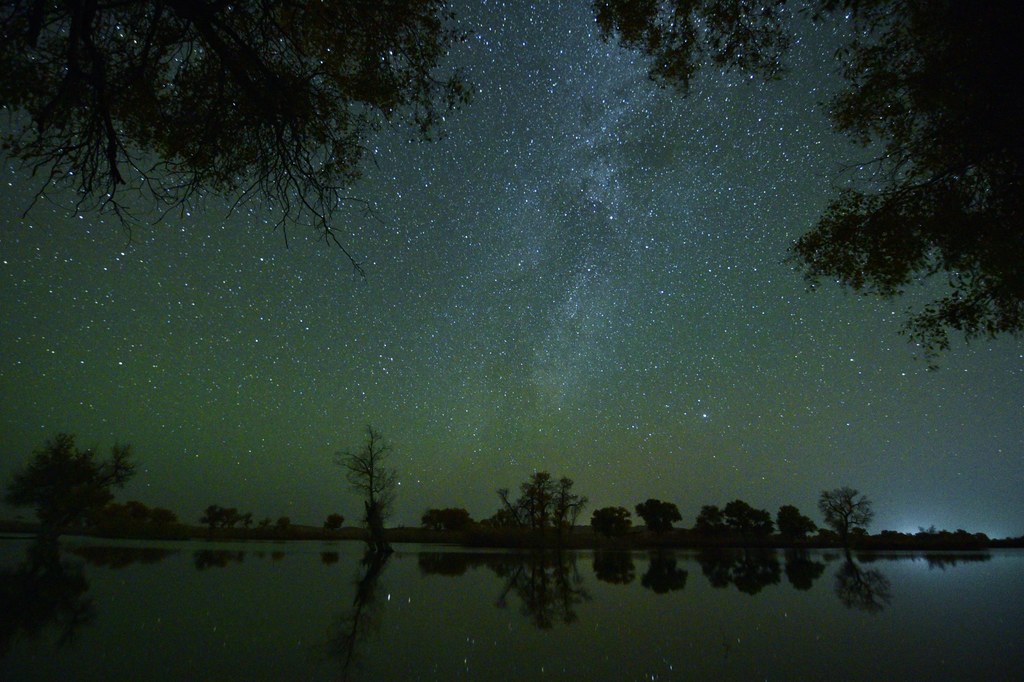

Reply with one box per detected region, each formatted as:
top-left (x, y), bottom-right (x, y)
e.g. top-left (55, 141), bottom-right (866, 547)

top-left (1, 538), bottom-right (1020, 680)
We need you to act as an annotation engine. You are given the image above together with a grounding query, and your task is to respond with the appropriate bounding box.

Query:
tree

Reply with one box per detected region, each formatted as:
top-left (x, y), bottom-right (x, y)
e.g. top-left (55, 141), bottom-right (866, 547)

top-left (722, 499), bottom-right (774, 537)
top-left (634, 498), bottom-right (682, 534)
top-left (517, 471), bottom-right (555, 529)
top-left (591, 506), bottom-right (632, 537)
top-left (5, 433), bottom-right (135, 539)
top-left (335, 425), bottom-right (397, 554)
top-left (150, 507), bottom-right (178, 526)
top-left (776, 505), bottom-right (817, 541)
top-left (421, 507), bottom-right (472, 531)
top-left (200, 504), bottom-right (227, 533)
top-left (276, 516), bottom-right (291, 533)
top-left (221, 507), bottom-right (241, 529)
top-left (480, 508), bottom-right (520, 529)
top-left (595, 0), bottom-right (1024, 359)
top-left (694, 504), bottom-right (727, 536)
top-left (594, 0), bottom-right (790, 96)
top-left (552, 477), bottom-right (588, 533)
top-left (818, 487), bottom-right (873, 549)
top-left (0, 0), bottom-right (470, 270)
top-left (495, 471), bottom-right (574, 530)
top-left (324, 513), bottom-right (345, 533)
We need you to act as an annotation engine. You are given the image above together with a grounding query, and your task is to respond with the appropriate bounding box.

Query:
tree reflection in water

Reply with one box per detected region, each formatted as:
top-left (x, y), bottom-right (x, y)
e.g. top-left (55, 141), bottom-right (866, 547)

top-left (592, 550), bottom-right (636, 585)
top-left (640, 552), bottom-right (688, 594)
top-left (697, 549), bottom-right (782, 595)
top-left (328, 550), bottom-right (390, 680)
top-left (0, 540), bottom-right (94, 656)
top-left (417, 551), bottom-right (590, 628)
top-left (834, 558), bottom-right (892, 613)
top-left (71, 544), bottom-right (176, 568)
top-left (193, 549), bottom-right (245, 570)
top-left (783, 549), bottom-right (827, 591)
top-left (493, 552), bottom-right (590, 629)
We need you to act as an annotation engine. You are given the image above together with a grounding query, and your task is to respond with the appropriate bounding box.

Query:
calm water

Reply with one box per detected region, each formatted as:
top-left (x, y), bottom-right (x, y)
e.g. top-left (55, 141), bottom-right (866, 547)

top-left (1, 537), bottom-right (1020, 681)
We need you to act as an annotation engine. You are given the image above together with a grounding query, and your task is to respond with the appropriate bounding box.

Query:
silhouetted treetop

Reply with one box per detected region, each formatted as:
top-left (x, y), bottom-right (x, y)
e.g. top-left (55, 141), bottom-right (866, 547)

top-left (634, 498), bottom-right (681, 534)
top-left (596, 0), bottom-right (1024, 359)
top-left (0, 0), bottom-right (470, 268)
top-left (593, 0), bottom-right (790, 95)
top-left (5, 433), bottom-right (135, 539)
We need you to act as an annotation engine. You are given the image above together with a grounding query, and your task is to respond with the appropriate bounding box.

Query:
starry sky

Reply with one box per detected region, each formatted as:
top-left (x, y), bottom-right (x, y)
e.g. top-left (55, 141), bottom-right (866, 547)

top-left (1, 1), bottom-right (1022, 537)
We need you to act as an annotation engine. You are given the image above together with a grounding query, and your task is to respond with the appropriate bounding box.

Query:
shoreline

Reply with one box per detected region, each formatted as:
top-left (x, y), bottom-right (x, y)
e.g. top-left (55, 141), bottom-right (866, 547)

top-left (2, 518), bottom-right (1019, 550)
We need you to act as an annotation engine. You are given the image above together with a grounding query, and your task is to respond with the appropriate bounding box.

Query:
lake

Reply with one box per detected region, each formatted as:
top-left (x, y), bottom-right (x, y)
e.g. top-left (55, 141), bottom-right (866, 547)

top-left (1, 537), bottom-right (1020, 681)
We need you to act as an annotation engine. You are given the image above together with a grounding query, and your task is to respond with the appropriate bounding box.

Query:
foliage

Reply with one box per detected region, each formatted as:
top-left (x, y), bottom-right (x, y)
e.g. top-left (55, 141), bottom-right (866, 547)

top-left (496, 471), bottom-right (586, 531)
top-left (324, 513), bottom-right (345, 532)
top-left (694, 504), bottom-right (727, 536)
top-left (818, 486), bottom-right (873, 546)
top-left (199, 504), bottom-right (243, 531)
top-left (335, 425), bottom-right (397, 553)
top-left (634, 498), bottom-right (682, 534)
top-left (776, 505), bottom-right (817, 540)
top-left (87, 500), bottom-right (182, 538)
top-left (552, 477), bottom-right (589, 531)
top-left (5, 433), bottom-right (135, 538)
top-left (593, 0), bottom-right (790, 95)
top-left (0, 0), bottom-right (470, 268)
top-left (722, 499), bottom-right (774, 537)
top-left (421, 507), bottom-right (473, 531)
top-left (480, 508), bottom-right (521, 529)
top-left (591, 506), bottom-right (632, 537)
top-left (276, 516), bottom-right (291, 531)
top-left (595, 0), bottom-right (1024, 358)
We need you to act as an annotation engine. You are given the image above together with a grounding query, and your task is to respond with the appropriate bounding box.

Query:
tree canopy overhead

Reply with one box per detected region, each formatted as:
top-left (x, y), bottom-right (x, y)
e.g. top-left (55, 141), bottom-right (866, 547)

top-left (0, 0), bottom-right (469, 268)
top-left (595, 0), bottom-right (1024, 359)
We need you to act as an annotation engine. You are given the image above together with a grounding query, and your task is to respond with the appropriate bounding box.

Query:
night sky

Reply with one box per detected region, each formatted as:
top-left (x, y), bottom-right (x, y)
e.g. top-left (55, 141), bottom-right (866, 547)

top-left (2, 2), bottom-right (1022, 537)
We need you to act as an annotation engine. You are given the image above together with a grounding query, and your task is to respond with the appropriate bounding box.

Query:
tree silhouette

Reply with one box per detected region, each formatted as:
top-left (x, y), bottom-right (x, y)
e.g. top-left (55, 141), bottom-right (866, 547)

top-left (818, 487), bottom-right (873, 552)
top-left (552, 477), bottom-right (588, 534)
top-left (495, 471), bottom-right (585, 532)
top-left (199, 504), bottom-right (231, 534)
top-left (590, 506), bottom-right (632, 537)
top-left (776, 505), bottom-right (817, 541)
top-left (634, 498), bottom-right (682, 534)
top-left (421, 507), bottom-right (472, 531)
top-left (5, 433), bottom-right (135, 539)
top-left (0, 0), bottom-right (470, 269)
top-left (694, 504), bottom-right (727, 536)
top-left (722, 499), bottom-right (774, 537)
top-left (335, 425), bottom-right (397, 554)
top-left (324, 513), bottom-right (345, 535)
top-left (595, 0), bottom-right (1024, 358)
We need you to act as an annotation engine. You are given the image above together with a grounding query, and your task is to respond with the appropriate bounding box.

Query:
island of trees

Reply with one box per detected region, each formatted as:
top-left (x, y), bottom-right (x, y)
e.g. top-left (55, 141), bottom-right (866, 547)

top-left (4, 432), bottom-right (1019, 551)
